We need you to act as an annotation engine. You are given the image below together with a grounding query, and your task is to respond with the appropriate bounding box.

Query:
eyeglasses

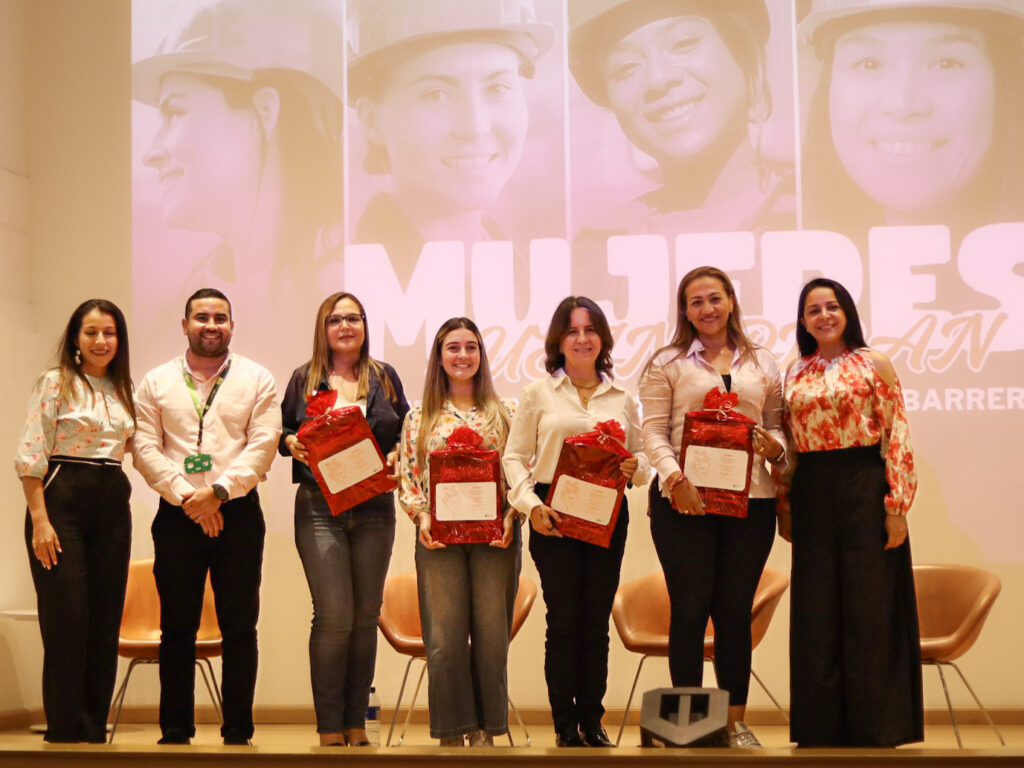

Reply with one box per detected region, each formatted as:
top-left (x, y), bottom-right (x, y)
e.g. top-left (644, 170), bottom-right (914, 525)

top-left (326, 313), bottom-right (365, 327)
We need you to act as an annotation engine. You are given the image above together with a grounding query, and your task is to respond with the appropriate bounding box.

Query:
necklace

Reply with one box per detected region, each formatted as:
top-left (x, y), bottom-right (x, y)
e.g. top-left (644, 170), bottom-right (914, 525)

top-left (570, 378), bottom-right (600, 408)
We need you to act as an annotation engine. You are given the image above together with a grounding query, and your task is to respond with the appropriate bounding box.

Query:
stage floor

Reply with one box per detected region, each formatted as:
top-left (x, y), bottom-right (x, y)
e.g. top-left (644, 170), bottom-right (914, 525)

top-left (1, 722), bottom-right (1021, 767)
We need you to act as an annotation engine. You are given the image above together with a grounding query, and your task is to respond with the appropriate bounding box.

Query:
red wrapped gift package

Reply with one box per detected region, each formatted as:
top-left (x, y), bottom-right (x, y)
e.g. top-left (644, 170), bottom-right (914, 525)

top-left (680, 388), bottom-right (755, 518)
top-left (429, 426), bottom-right (503, 545)
top-left (298, 389), bottom-right (395, 516)
top-left (544, 420), bottom-right (631, 548)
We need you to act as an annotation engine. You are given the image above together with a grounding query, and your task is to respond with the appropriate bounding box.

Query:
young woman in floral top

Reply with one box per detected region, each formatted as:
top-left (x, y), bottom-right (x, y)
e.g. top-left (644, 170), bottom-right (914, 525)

top-left (398, 317), bottom-right (517, 747)
top-left (781, 277), bottom-right (922, 748)
top-left (14, 299), bottom-right (136, 743)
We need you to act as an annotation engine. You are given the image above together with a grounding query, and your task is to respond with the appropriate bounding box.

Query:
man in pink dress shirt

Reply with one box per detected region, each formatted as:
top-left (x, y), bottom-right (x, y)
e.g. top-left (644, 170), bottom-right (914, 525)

top-left (133, 288), bottom-right (281, 746)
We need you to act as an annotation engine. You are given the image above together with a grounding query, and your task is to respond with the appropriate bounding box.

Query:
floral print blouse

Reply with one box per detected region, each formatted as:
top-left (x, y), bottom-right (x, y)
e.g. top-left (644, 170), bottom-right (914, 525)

top-left (15, 370), bottom-right (135, 479)
top-left (783, 348), bottom-right (916, 515)
top-left (399, 398), bottom-right (516, 522)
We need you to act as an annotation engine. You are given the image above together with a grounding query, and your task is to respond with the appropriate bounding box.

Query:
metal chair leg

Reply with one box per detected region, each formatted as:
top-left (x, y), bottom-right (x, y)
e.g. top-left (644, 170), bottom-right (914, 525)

top-left (507, 695), bottom-right (531, 746)
top-left (396, 659), bottom-right (428, 747)
top-left (933, 661), bottom-right (963, 748)
top-left (750, 668), bottom-right (789, 723)
top-left (946, 661), bottom-right (1006, 749)
top-left (198, 657), bottom-right (224, 714)
top-left (196, 659), bottom-right (223, 721)
top-left (385, 655), bottom-right (418, 747)
top-left (108, 658), bottom-right (144, 743)
top-left (615, 654), bottom-right (651, 746)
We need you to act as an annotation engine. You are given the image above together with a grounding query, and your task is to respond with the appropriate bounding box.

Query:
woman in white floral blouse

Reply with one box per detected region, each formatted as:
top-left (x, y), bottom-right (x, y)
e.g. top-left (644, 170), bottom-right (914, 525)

top-left (398, 317), bottom-right (517, 747)
top-left (14, 299), bottom-right (136, 743)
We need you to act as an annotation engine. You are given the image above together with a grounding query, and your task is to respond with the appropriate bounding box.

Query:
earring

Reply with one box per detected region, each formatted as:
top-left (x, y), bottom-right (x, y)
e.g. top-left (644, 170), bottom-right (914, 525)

top-left (74, 348), bottom-right (82, 365)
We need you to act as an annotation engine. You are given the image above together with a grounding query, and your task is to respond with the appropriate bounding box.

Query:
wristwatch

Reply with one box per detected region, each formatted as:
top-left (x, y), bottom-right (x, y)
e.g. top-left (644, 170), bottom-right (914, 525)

top-left (211, 483), bottom-right (229, 502)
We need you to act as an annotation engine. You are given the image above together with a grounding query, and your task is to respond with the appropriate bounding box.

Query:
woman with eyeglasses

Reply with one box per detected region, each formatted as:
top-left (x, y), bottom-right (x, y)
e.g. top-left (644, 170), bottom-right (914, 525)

top-left (279, 292), bottom-right (409, 747)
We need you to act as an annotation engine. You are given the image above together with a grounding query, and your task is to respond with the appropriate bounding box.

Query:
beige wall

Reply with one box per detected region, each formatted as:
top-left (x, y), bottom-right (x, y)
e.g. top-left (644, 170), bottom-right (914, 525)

top-left (1, 0), bottom-right (1021, 725)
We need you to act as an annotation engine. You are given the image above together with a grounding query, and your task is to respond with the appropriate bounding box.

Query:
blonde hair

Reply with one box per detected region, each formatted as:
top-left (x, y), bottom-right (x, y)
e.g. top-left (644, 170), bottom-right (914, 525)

top-left (305, 292), bottom-right (397, 401)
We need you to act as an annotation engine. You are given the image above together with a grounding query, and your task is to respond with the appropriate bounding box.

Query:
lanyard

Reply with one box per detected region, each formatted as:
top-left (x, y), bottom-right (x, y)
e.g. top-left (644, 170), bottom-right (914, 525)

top-left (183, 356), bottom-right (232, 451)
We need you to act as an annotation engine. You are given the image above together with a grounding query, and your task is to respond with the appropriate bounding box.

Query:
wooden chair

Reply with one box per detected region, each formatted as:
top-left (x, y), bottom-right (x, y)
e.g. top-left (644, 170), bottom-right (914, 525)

top-left (377, 571), bottom-right (537, 746)
top-left (107, 558), bottom-right (222, 742)
top-left (914, 563), bottom-right (1004, 748)
top-left (611, 567), bottom-right (789, 746)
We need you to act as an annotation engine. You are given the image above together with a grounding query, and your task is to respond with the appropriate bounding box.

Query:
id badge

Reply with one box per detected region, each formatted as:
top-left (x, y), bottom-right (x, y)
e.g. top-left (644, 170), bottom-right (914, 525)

top-left (184, 453), bottom-right (213, 474)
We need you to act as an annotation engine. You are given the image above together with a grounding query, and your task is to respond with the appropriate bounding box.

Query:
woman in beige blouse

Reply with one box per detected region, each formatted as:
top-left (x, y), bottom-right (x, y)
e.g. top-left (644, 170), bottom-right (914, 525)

top-left (15, 299), bottom-right (136, 743)
top-left (502, 296), bottom-right (649, 748)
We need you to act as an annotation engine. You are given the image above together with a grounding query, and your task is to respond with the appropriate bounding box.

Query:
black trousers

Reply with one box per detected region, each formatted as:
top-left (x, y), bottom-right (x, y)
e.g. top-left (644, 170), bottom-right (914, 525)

top-left (152, 491), bottom-right (265, 739)
top-left (650, 484), bottom-right (776, 706)
top-left (789, 446), bottom-right (923, 747)
top-left (528, 483), bottom-right (628, 733)
top-left (25, 462), bottom-right (131, 743)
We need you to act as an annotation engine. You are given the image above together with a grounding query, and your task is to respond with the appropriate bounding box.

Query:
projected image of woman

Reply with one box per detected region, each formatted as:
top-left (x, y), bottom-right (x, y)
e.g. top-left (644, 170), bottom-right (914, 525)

top-left (132, 0), bottom-right (344, 303)
top-left (800, 0), bottom-right (1024, 242)
top-left (347, 0), bottom-right (555, 271)
top-left (569, 0), bottom-right (795, 238)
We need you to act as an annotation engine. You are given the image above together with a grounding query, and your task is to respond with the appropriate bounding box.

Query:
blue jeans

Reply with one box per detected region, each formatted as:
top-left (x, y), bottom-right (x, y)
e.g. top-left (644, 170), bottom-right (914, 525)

top-left (415, 523), bottom-right (521, 738)
top-left (294, 483), bottom-right (396, 732)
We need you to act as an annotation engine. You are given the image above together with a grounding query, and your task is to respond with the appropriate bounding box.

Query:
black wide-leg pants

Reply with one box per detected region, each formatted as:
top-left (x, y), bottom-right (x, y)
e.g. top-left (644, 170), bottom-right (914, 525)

top-left (789, 445), bottom-right (923, 747)
top-left (25, 461), bottom-right (132, 743)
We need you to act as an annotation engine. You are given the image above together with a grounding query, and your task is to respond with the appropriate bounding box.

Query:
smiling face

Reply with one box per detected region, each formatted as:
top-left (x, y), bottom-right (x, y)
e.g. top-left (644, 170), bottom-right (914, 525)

top-left (77, 309), bottom-right (119, 377)
top-left (560, 307), bottom-right (602, 373)
top-left (183, 297), bottom-right (234, 358)
top-left (326, 297), bottom-right (366, 363)
top-left (440, 327), bottom-right (481, 386)
top-left (684, 275), bottom-right (733, 343)
top-left (143, 73), bottom-right (264, 233)
top-left (828, 20), bottom-right (995, 218)
top-left (601, 15), bottom-right (748, 166)
top-left (359, 41), bottom-right (529, 216)
top-left (800, 287), bottom-right (848, 351)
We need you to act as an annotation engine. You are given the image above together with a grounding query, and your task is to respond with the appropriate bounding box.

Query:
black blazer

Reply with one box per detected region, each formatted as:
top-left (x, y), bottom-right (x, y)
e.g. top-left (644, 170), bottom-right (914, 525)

top-left (279, 361), bottom-right (410, 492)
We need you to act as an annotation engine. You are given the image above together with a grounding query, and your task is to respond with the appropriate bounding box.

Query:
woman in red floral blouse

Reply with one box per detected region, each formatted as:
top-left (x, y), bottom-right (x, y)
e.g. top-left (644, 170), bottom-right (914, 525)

top-left (781, 277), bottom-right (922, 747)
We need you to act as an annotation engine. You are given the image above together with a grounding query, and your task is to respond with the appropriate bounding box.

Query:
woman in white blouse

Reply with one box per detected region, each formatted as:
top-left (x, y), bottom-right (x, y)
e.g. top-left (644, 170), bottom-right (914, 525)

top-left (14, 299), bottom-right (136, 743)
top-left (398, 317), bottom-right (517, 747)
top-left (503, 296), bottom-right (648, 748)
top-left (638, 266), bottom-right (785, 748)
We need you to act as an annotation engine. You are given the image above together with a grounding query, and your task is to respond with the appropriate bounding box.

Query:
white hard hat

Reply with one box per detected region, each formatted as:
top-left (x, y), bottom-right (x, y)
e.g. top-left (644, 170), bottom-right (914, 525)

top-left (800, 0), bottom-right (1024, 47)
top-left (132, 0), bottom-right (344, 107)
top-left (347, 0), bottom-right (553, 103)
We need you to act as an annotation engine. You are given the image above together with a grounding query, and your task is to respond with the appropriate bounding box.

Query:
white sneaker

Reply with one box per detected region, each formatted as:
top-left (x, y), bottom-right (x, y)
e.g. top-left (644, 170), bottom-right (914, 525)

top-left (729, 721), bottom-right (763, 748)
